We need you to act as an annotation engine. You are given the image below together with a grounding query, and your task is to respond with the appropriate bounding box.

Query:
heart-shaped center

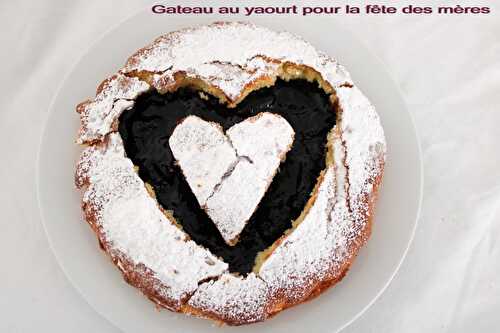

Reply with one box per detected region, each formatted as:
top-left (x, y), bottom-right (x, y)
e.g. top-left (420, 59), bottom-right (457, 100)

top-left (118, 79), bottom-right (336, 274)
top-left (169, 113), bottom-right (294, 245)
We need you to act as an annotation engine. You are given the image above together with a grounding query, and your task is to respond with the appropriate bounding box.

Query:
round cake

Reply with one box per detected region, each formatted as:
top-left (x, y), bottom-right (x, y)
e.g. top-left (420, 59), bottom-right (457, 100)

top-left (75, 21), bottom-right (386, 325)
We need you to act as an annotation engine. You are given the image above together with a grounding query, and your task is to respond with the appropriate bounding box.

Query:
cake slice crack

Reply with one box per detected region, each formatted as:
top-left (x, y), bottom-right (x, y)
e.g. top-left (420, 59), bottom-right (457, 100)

top-left (203, 155), bottom-right (253, 205)
top-left (169, 112), bottom-right (294, 246)
top-left (185, 272), bottom-right (271, 325)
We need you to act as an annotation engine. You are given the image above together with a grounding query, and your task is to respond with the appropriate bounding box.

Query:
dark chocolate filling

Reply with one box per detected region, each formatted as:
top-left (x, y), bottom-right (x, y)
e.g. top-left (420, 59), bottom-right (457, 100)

top-left (118, 79), bottom-right (336, 274)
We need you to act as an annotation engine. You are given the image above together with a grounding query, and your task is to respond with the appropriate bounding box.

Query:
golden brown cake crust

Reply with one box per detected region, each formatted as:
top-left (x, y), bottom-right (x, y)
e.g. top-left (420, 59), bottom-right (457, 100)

top-left (75, 22), bottom-right (386, 326)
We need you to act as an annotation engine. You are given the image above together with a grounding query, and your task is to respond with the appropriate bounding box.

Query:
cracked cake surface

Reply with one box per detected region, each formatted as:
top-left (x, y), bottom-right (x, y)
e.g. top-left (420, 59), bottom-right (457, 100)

top-left (75, 21), bottom-right (386, 326)
top-left (169, 115), bottom-right (238, 208)
top-left (169, 112), bottom-right (294, 245)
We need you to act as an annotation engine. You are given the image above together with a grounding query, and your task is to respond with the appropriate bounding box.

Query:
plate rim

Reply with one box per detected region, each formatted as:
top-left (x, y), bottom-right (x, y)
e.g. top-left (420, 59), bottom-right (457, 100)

top-left (36, 7), bottom-right (423, 333)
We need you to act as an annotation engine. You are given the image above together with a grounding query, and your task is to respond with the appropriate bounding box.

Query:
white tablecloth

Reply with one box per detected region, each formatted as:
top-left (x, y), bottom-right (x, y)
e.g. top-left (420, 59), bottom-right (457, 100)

top-left (1, 1), bottom-right (498, 331)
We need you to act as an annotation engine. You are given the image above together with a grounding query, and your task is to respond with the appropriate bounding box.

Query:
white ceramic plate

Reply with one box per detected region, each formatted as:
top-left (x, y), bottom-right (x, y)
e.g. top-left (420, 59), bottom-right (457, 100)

top-left (37, 7), bottom-right (422, 333)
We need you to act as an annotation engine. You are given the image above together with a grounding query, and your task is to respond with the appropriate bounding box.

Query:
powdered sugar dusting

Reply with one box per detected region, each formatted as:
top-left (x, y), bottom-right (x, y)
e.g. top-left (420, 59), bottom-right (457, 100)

top-left (122, 22), bottom-right (352, 100)
top-left (76, 133), bottom-right (227, 304)
top-left (258, 166), bottom-right (337, 300)
top-left (337, 86), bottom-right (386, 217)
top-left (188, 273), bottom-right (269, 324)
top-left (181, 58), bottom-right (278, 100)
top-left (170, 113), bottom-right (294, 245)
top-left (75, 22), bottom-right (387, 324)
top-left (77, 22), bottom-right (353, 144)
top-left (258, 132), bottom-right (366, 301)
top-left (227, 112), bottom-right (295, 179)
top-left (77, 74), bottom-right (150, 143)
top-left (205, 113), bottom-right (294, 244)
top-left (169, 116), bottom-right (237, 205)
top-left (205, 160), bottom-right (268, 244)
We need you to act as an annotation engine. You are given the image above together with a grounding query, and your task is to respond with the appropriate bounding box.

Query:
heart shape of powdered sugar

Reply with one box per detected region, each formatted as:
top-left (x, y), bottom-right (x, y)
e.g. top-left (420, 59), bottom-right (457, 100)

top-left (169, 112), bottom-right (294, 246)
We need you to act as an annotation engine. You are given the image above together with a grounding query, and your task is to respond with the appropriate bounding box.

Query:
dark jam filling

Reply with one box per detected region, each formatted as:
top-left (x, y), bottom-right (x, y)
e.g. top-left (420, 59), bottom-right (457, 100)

top-left (118, 79), bottom-right (336, 274)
